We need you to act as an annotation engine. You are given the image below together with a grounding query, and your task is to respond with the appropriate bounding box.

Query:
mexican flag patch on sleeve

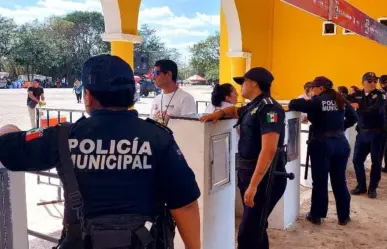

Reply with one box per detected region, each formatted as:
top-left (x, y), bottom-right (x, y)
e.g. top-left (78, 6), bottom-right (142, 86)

top-left (266, 112), bottom-right (278, 123)
top-left (25, 128), bottom-right (44, 142)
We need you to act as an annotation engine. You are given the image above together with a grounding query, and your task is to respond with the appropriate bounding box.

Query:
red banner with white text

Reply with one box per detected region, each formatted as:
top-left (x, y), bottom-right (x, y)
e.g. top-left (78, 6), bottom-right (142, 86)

top-left (281, 0), bottom-right (387, 45)
top-left (331, 0), bottom-right (387, 45)
top-left (281, 0), bottom-right (330, 19)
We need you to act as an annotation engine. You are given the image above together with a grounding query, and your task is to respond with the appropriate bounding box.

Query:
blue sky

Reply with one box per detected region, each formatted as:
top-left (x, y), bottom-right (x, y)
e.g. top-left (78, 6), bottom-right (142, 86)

top-left (0, 0), bottom-right (220, 60)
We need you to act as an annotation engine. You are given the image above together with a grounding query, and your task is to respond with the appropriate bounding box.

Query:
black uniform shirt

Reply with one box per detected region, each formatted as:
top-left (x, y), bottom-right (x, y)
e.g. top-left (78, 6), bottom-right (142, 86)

top-left (237, 93), bottom-right (285, 161)
top-left (0, 109), bottom-right (201, 218)
top-left (289, 91), bottom-right (358, 133)
top-left (348, 89), bottom-right (386, 129)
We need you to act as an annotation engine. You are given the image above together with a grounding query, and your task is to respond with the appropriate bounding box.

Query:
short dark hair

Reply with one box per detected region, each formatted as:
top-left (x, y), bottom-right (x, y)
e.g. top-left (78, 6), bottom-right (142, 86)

top-left (33, 79), bottom-right (41, 84)
top-left (154, 59), bottom-right (178, 82)
top-left (87, 79), bottom-right (135, 108)
top-left (337, 86), bottom-right (349, 95)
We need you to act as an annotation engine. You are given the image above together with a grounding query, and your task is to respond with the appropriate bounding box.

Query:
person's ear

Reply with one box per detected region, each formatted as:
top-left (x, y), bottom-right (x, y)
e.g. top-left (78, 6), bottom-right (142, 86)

top-left (84, 89), bottom-right (92, 107)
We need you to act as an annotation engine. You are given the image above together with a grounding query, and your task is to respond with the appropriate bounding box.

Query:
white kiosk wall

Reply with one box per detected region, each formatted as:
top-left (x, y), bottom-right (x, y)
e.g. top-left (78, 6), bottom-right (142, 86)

top-left (168, 116), bottom-right (236, 249)
top-left (0, 163), bottom-right (29, 249)
top-left (268, 111), bottom-right (301, 229)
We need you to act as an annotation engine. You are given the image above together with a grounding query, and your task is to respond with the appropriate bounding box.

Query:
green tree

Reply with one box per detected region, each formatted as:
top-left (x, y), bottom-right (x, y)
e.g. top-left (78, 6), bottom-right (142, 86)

top-left (189, 32), bottom-right (220, 80)
top-left (11, 22), bottom-right (49, 80)
top-left (135, 24), bottom-right (181, 69)
top-left (0, 16), bottom-right (16, 71)
top-left (62, 11), bottom-right (110, 81)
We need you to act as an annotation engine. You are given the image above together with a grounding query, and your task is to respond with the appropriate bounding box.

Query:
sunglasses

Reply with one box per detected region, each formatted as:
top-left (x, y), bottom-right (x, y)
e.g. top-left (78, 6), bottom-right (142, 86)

top-left (366, 80), bottom-right (377, 84)
top-left (152, 70), bottom-right (168, 77)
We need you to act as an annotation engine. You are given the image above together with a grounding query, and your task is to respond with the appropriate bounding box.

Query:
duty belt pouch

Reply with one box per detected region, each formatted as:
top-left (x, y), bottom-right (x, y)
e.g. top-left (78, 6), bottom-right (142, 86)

top-left (236, 155), bottom-right (256, 170)
top-left (85, 215), bottom-right (154, 249)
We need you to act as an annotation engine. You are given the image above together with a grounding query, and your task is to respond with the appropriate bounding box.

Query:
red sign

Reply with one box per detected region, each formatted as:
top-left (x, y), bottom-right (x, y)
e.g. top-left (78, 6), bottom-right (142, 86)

top-left (282, 0), bottom-right (387, 45)
top-left (331, 0), bottom-right (387, 45)
top-left (281, 0), bottom-right (330, 19)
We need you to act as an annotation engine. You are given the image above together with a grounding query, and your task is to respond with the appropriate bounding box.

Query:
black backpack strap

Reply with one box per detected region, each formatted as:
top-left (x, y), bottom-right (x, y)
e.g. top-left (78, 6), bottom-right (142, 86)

top-left (57, 123), bottom-right (85, 228)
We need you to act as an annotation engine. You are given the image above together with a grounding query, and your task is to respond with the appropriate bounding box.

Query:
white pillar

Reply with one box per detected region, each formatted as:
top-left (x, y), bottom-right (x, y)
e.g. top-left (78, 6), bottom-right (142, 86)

top-left (0, 163), bottom-right (29, 249)
top-left (168, 116), bottom-right (236, 249)
top-left (269, 111), bottom-right (301, 229)
top-left (345, 126), bottom-right (356, 172)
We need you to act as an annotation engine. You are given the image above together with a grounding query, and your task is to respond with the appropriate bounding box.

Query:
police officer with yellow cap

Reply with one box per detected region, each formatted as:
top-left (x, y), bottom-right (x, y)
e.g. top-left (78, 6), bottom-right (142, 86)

top-left (348, 72), bottom-right (387, 198)
top-left (200, 67), bottom-right (290, 249)
top-left (0, 55), bottom-right (201, 249)
top-left (289, 76), bottom-right (358, 225)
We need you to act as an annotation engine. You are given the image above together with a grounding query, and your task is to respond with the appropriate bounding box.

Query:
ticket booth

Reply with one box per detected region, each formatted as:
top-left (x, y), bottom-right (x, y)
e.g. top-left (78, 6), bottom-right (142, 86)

top-left (168, 111), bottom-right (301, 248)
top-left (168, 115), bottom-right (237, 249)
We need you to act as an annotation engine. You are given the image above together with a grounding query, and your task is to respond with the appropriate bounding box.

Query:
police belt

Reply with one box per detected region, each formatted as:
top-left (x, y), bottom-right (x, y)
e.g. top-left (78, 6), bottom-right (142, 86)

top-left (82, 214), bottom-right (155, 249)
top-left (358, 127), bottom-right (384, 133)
top-left (313, 130), bottom-right (344, 138)
top-left (236, 146), bottom-right (287, 170)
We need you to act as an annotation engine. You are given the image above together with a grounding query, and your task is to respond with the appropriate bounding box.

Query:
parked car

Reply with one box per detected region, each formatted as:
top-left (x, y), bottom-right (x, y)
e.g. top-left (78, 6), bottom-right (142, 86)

top-left (140, 80), bottom-right (161, 97)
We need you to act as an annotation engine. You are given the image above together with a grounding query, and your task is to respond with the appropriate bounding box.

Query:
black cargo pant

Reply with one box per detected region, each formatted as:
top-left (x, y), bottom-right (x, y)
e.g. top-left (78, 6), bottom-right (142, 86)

top-left (237, 168), bottom-right (287, 249)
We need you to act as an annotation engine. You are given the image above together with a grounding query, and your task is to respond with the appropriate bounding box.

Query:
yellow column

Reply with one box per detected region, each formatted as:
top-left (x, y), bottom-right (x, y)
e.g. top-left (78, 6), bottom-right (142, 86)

top-left (229, 57), bottom-right (246, 103)
top-left (111, 42), bottom-right (134, 68)
top-left (225, 52), bottom-right (252, 103)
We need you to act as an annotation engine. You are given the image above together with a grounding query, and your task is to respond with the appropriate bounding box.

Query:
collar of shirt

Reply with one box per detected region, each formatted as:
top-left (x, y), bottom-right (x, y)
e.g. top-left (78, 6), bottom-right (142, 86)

top-left (90, 109), bottom-right (139, 118)
top-left (249, 92), bottom-right (270, 106)
top-left (362, 89), bottom-right (379, 96)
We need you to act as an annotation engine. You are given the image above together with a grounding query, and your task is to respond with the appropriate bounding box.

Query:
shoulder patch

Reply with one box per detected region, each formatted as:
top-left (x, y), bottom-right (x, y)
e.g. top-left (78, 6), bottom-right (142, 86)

top-left (145, 118), bottom-right (173, 135)
top-left (25, 128), bottom-right (44, 142)
top-left (265, 112), bottom-right (279, 123)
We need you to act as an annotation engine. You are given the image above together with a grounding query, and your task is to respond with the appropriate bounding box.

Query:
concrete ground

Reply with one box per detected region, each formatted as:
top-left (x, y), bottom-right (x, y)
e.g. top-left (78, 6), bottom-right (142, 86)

top-left (0, 86), bottom-right (386, 249)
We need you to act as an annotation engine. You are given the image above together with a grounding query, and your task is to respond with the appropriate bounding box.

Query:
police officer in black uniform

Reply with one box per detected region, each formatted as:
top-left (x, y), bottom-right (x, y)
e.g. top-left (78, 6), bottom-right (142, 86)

top-left (289, 76), bottom-right (358, 225)
top-left (200, 67), bottom-right (288, 249)
top-left (0, 55), bottom-right (201, 249)
top-left (379, 75), bottom-right (387, 173)
top-left (348, 72), bottom-right (387, 198)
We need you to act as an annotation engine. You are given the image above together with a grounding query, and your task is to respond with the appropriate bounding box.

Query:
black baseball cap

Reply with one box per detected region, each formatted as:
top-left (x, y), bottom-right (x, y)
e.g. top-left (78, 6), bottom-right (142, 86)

top-left (308, 76), bottom-right (333, 89)
top-left (233, 67), bottom-right (274, 86)
top-left (379, 75), bottom-right (387, 84)
top-left (362, 72), bottom-right (378, 82)
top-left (81, 54), bottom-right (135, 92)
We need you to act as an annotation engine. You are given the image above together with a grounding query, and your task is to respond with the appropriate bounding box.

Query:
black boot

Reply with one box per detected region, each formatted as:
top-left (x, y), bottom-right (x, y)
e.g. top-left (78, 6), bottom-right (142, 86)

top-left (381, 167), bottom-right (387, 173)
top-left (338, 217), bottom-right (351, 226)
top-left (368, 188), bottom-right (377, 199)
top-left (350, 185), bottom-right (367, 195)
top-left (306, 212), bottom-right (321, 225)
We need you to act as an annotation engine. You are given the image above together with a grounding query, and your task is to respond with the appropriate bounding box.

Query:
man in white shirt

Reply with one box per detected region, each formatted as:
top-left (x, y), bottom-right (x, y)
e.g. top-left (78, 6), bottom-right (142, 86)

top-left (150, 59), bottom-right (196, 125)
